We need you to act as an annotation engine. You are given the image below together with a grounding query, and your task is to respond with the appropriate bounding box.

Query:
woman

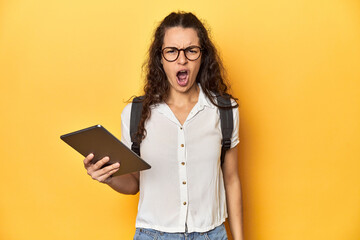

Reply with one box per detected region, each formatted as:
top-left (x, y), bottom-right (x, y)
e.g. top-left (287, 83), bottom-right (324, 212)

top-left (84, 12), bottom-right (243, 240)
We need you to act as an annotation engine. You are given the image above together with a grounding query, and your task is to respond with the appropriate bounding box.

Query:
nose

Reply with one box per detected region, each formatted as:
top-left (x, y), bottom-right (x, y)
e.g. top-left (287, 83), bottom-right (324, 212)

top-left (177, 49), bottom-right (188, 64)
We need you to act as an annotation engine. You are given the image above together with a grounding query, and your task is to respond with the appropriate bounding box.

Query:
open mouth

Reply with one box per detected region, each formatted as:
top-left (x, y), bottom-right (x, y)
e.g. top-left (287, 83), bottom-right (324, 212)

top-left (176, 70), bottom-right (189, 87)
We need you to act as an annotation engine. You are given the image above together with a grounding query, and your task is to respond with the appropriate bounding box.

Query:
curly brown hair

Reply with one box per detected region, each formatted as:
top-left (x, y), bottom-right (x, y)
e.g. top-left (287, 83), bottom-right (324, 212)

top-left (135, 11), bottom-right (237, 142)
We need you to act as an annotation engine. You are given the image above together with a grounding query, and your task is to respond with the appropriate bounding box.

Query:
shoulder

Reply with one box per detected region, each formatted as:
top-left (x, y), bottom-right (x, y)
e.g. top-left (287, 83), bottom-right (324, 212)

top-left (209, 92), bottom-right (238, 113)
top-left (121, 102), bottom-right (134, 128)
top-left (120, 95), bottom-right (144, 117)
top-left (207, 90), bottom-right (237, 107)
top-left (121, 97), bottom-right (160, 123)
top-left (121, 102), bottom-right (133, 118)
top-left (213, 94), bottom-right (239, 125)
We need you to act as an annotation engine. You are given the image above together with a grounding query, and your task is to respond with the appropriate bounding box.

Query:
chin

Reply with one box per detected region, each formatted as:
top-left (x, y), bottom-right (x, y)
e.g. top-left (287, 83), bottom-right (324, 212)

top-left (175, 81), bottom-right (196, 92)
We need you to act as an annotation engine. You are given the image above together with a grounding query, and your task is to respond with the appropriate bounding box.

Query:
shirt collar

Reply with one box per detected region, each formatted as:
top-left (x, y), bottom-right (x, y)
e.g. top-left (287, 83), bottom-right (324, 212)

top-left (198, 84), bottom-right (215, 109)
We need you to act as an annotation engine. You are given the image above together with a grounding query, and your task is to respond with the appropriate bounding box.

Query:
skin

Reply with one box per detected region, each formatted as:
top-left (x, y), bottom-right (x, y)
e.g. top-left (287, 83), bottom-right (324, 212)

top-left (84, 154), bottom-right (139, 194)
top-left (83, 26), bottom-right (244, 239)
top-left (161, 27), bottom-right (202, 125)
top-left (222, 146), bottom-right (244, 240)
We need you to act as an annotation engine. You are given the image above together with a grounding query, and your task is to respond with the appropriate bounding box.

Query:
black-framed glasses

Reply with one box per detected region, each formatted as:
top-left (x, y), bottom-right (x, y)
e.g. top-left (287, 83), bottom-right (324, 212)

top-left (161, 46), bottom-right (202, 62)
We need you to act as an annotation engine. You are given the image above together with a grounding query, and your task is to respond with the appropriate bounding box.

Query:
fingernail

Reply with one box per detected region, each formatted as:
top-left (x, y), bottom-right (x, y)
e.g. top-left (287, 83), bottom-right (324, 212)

top-left (115, 162), bottom-right (120, 167)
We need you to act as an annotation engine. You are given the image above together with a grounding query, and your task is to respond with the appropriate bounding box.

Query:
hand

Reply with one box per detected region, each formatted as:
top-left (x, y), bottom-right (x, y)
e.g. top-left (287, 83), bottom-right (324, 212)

top-left (84, 153), bottom-right (120, 184)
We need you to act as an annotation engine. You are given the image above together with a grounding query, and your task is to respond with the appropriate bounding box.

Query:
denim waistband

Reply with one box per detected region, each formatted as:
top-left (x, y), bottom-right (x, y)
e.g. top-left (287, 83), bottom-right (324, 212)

top-left (133, 223), bottom-right (228, 240)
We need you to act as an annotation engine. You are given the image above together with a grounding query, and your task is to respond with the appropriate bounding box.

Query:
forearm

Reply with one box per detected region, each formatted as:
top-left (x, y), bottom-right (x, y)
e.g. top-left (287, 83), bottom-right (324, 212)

top-left (225, 177), bottom-right (244, 240)
top-left (106, 172), bottom-right (139, 195)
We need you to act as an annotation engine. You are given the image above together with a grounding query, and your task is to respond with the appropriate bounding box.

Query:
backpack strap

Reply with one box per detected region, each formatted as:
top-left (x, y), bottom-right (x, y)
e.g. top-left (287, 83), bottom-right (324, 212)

top-left (216, 94), bottom-right (234, 165)
top-left (130, 96), bottom-right (144, 156)
top-left (130, 94), bottom-right (233, 164)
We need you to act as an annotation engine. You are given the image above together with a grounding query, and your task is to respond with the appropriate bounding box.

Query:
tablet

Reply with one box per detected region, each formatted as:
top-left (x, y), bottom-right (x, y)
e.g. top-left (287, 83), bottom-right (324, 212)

top-left (60, 125), bottom-right (151, 176)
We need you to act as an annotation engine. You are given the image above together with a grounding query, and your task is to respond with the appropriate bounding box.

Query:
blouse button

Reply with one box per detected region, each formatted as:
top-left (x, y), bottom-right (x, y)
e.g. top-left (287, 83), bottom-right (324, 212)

top-left (182, 181), bottom-right (186, 185)
top-left (180, 127), bottom-right (183, 130)
top-left (181, 162), bottom-right (185, 165)
top-left (183, 202), bottom-right (187, 205)
top-left (180, 144), bottom-right (184, 147)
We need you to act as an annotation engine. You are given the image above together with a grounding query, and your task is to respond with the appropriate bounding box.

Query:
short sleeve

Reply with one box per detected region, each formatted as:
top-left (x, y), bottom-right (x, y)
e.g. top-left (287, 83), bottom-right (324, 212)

top-left (230, 100), bottom-right (240, 148)
top-left (120, 103), bottom-right (132, 149)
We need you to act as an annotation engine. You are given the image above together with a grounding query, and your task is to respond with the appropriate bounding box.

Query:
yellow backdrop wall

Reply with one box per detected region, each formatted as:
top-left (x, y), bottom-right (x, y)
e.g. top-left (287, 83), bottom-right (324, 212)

top-left (1, 0), bottom-right (359, 239)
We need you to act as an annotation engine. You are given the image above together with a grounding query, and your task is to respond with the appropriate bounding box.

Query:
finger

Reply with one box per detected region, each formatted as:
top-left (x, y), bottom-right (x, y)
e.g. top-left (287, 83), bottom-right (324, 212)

top-left (87, 156), bottom-right (109, 176)
top-left (90, 161), bottom-right (119, 179)
top-left (93, 156), bottom-right (110, 170)
top-left (84, 153), bottom-right (94, 167)
top-left (97, 162), bottom-right (120, 176)
top-left (98, 168), bottom-right (120, 183)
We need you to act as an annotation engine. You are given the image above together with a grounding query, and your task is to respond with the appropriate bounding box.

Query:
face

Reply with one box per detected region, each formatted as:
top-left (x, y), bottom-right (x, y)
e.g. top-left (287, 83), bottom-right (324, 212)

top-left (161, 27), bottom-right (202, 96)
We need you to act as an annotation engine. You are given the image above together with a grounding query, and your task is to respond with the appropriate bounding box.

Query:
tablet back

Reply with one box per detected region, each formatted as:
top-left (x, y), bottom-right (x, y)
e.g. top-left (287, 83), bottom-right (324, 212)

top-left (60, 125), bottom-right (151, 176)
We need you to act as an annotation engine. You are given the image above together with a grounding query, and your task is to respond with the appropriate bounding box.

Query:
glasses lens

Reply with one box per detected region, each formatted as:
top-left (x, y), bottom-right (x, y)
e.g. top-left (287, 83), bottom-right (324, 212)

top-left (162, 46), bottom-right (202, 62)
top-left (162, 48), bottom-right (178, 62)
top-left (185, 47), bottom-right (201, 60)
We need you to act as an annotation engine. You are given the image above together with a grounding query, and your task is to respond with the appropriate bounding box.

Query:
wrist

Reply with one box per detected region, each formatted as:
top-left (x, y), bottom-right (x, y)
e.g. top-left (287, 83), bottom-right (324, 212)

top-left (104, 175), bottom-right (114, 185)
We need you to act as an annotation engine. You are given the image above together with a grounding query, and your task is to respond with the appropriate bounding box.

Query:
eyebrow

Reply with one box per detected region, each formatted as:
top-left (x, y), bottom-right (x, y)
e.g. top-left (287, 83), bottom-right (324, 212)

top-left (162, 45), bottom-right (200, 49)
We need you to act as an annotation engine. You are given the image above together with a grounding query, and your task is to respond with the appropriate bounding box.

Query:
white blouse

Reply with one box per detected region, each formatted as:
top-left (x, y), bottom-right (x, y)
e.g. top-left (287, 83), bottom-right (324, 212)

top-left (120, 85), bottom-right (239, 233)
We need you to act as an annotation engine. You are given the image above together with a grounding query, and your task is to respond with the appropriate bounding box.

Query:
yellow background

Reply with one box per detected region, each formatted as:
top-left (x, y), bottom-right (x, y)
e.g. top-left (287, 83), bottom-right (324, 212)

top-left (1, 0), bottom-right (359, 239)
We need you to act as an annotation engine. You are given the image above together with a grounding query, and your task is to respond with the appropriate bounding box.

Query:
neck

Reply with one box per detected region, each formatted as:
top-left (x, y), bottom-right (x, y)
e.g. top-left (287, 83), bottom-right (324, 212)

top-left (166, 84), bottom-right (200, 107)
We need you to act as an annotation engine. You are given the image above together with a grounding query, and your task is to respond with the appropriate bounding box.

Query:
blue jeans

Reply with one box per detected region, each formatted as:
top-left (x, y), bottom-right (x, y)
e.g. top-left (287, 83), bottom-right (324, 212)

top-left (133, 223), bottom-right (228, 240)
